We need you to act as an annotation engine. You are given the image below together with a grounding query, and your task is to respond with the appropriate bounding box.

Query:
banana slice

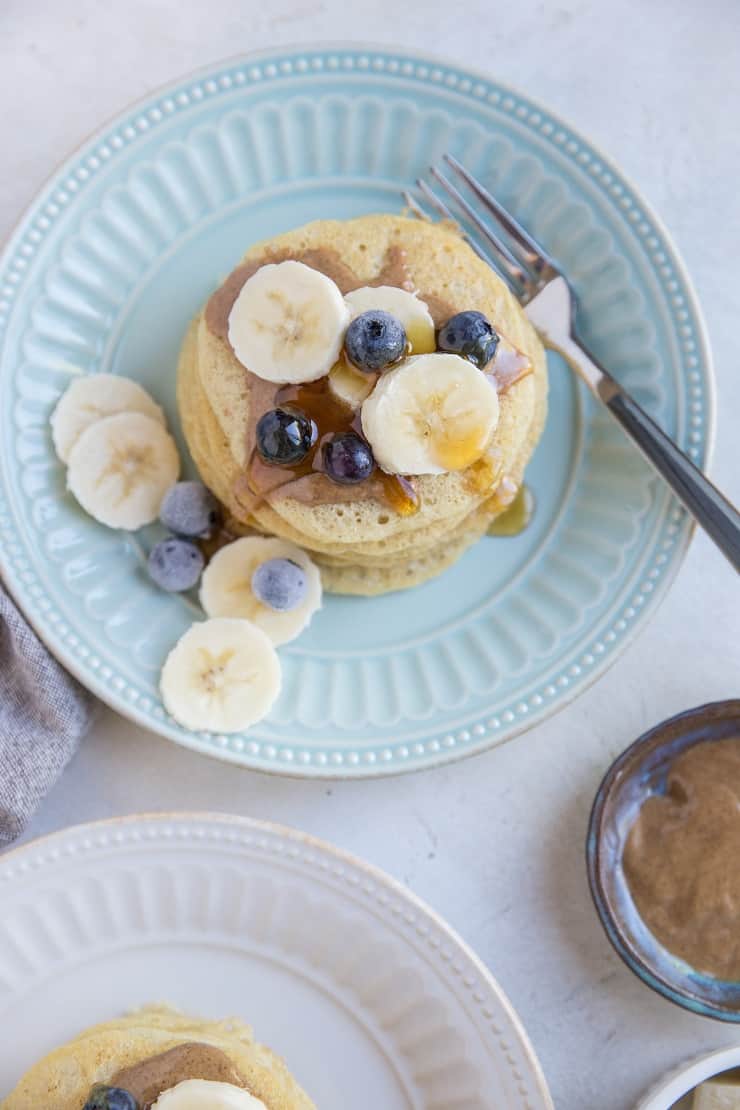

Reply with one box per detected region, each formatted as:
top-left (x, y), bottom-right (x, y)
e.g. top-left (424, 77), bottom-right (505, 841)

top-left (51, 372), bottom-right (166, 462)
top-left (344, 285), bottom-right (436, 354)
top-left (66, 411), bottom-right (180, 530)
top-left (228, 260), bottom-right (349, 384)
top-left (328, 359), bottom-right (375, 408)
top-left (153, 1080), bottom-right (267, 1109)
top-left (361, 353), bottom-right (500, 475)
top-left (160, 618), bottom-right (281, 733)
top-left (200, 537), bottom-right (322, 645)
top-left (152, 1081), bottom-right (267, 1110)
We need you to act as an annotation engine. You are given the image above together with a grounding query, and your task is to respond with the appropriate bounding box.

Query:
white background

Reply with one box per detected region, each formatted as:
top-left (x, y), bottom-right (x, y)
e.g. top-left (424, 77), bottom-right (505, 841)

top-left (3, 1), bottom-right (740, 1107)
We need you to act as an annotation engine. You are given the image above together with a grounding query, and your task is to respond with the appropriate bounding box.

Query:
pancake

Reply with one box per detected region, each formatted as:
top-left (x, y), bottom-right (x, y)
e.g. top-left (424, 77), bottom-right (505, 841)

top-left (1, 1005), bottom-right (314, 1110)
top-left (177, 214), bottom-right (547, 593)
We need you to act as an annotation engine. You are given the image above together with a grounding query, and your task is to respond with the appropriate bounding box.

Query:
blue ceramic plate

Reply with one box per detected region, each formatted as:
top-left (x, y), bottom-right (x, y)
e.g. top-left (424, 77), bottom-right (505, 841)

top-left (0, 45), bottom-right (713, 776)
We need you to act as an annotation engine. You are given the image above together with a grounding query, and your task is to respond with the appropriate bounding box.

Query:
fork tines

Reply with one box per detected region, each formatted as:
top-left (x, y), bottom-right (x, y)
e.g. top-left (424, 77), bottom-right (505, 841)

top-left (411, 155), bottom-right (559, 300)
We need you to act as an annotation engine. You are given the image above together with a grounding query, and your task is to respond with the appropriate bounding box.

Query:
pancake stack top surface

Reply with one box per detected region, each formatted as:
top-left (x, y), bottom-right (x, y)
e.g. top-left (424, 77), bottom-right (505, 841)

top-left (178, 214), bottom-right (548, 594)
top-left (1, 1005), bottom-right (315, 1109)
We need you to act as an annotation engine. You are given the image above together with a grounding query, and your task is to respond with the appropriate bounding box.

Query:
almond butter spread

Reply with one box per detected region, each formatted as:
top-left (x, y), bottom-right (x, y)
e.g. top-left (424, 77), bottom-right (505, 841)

top-left (623, 738), bottom-right (740, 980)
top-left (110, 1043), bottom-right (247, 1108)
top-left (204, 245), bottom-right (531, 516)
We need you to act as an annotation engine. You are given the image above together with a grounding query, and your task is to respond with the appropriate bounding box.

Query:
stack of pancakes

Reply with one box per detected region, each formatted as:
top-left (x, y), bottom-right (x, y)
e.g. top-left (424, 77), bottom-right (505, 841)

top-left (178, 215), bottom-right (547, 595)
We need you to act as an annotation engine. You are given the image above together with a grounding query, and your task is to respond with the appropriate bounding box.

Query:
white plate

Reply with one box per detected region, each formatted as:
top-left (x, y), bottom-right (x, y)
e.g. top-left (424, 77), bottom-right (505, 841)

top-left (0, 813), bottom-right (552, 1108)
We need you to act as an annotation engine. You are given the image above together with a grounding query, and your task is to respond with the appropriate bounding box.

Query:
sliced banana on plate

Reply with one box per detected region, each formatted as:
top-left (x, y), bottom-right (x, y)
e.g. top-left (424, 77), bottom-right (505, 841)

top-left (160, 618), bottom-right (281, 733)
top-left (344, 285), bottom-right (436, 354)
top-left (228, 259), bottom-right (350, 384)
top-left (200, 536), bottom-right (322, 645)
top-left (361, 352), bottom-right (500, 475)
top-left (51, 372), bottom-right (166, 463)
top-left (66, 411), bottom-right (180, 530)
top-left (153, 1080), bottom-right (267, 1109)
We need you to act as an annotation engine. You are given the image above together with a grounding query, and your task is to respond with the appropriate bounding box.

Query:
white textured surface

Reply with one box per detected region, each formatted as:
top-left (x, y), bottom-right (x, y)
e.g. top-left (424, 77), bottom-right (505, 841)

top-left (2, 3), bottom-right (740, 1109)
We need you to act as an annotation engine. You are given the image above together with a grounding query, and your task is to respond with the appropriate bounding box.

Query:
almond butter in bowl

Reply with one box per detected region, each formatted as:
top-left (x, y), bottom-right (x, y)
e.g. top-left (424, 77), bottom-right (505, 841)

top-left (587, 700), bottom-right (740, 1024)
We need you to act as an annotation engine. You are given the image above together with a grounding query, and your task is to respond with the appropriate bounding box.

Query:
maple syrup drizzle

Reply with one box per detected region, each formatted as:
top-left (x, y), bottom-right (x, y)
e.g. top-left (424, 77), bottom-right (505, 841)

top-left (487, 483), bottom-right (535, 537)
top-left (465, 450), bottom-right (504, 496)
top-left (378, 471), bottom-right (420, 516)
top-left (237, 372), bottom-right (420, 515)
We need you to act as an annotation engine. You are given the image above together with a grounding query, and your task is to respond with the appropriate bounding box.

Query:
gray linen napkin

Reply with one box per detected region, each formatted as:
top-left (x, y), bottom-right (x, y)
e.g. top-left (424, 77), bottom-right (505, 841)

top-left (0, 583), bottom-right (93, 846)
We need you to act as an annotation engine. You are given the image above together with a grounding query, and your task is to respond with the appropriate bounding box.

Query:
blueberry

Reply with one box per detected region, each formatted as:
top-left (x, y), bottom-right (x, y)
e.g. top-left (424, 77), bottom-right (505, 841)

top-left (148, 536), bottom-right (204, 592)
top-left (252, 558), bottom-right (308, 611)
top-left (256, 407), bottom-right (317, 465)
top-left (159, 481), bottom-right (220, 538)
top-left (437, 310), bottom-right (499, 369)
top-left (323, 432), bottom-right (375, 484)
top-left (345, 310), bottom-right (407, 373)
top-left (83, 1085), bottom-right (139, 1110)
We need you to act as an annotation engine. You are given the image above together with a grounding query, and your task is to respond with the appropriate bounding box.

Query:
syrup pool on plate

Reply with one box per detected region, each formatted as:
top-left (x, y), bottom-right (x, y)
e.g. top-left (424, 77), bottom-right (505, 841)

top-left (487, 484), bottom-right (535, 537)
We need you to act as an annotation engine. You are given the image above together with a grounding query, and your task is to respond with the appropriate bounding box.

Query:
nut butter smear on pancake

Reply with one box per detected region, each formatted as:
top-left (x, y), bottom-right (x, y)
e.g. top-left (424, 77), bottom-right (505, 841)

top-left (111, 1043), bottom-right (248, 1107)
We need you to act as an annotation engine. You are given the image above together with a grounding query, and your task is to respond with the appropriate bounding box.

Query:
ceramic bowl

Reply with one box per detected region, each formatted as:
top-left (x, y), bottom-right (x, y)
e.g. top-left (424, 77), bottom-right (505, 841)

top-left (636, 1043), bottom-right (740, 1109)
top-left (587, 699), bottom-right (740, 1021)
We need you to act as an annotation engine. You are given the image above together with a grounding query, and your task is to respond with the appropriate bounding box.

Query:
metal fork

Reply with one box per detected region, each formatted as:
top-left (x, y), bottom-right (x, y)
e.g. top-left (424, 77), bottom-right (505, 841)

top-left (405, 154), bottom-right (740, 573)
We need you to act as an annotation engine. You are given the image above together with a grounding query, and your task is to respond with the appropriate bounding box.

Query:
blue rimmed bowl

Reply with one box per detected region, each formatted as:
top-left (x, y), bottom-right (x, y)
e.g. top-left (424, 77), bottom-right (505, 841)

top-left (587, 699), bottom-right (740, 1021)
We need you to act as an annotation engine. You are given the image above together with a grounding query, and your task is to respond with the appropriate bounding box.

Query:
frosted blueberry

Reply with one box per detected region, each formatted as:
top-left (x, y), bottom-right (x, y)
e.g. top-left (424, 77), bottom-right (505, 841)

top-left (159, 481), bottom-right (220, 537)
top-left (148, 536), bottom-right (204, 592)
top-left (252, 558), bottom-right (307, 611)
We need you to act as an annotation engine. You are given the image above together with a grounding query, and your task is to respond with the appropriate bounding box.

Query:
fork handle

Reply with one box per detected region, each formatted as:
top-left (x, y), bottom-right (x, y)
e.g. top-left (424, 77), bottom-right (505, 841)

top-left (598, 380), bottom-right (740, 573)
